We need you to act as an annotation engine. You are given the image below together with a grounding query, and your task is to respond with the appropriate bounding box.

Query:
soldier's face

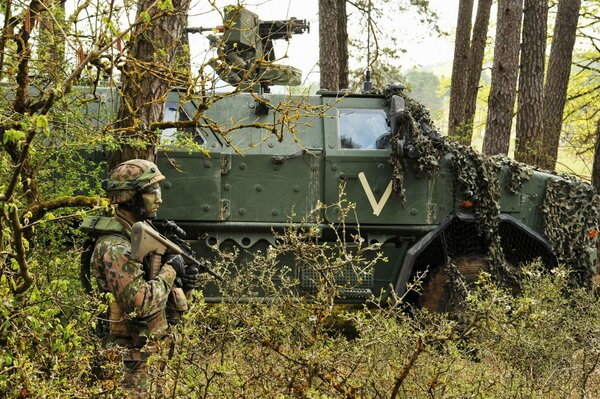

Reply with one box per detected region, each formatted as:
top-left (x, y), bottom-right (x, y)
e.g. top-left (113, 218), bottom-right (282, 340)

top-left (141, 184), bottom-right (163, 217)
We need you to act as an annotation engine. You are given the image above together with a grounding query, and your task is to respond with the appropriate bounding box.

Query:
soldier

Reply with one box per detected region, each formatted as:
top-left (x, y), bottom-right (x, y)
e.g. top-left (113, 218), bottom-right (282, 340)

top-left (89, 159), bottom-right (199, 397)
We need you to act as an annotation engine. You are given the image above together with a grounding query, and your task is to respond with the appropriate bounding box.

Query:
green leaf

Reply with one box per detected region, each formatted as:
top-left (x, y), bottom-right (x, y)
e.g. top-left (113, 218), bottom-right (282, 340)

top-left (3, 129), bottom-right (26, 144)
top-left (158, 0), bottom-right (173, 11)
top-left (30, 287), bottom-right (40, 302)
top-left (139, 11), bottom-right (151, 23)
top-left (3, 352), bottom-right (13, 366)
top-left (36, 115), bottom-right (49, 130)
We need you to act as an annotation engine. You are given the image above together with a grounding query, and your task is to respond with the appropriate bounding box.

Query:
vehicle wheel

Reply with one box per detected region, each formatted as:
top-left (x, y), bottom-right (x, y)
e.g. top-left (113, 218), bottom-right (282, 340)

top-left (418, 255), bottom-right (489, 313)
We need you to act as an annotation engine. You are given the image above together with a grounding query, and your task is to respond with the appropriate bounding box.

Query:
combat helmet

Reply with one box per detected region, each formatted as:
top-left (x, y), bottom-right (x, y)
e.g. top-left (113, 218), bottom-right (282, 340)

top-left (105, 159), bottom-right (165, 205)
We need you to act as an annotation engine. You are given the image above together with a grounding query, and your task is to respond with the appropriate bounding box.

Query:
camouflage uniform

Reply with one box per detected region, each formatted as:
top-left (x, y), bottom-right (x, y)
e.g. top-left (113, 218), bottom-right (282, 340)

top-left (87, 159), bottom-right (183, 397)
top-left (91, 217), bottom-right (176, 392)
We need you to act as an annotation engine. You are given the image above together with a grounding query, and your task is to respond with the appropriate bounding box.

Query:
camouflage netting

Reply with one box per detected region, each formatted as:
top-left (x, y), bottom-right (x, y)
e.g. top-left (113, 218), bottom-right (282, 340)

top-left (382, 85), bottom-right (599, 287)
top-left (495, 157), bottom-right (533, 194)
top-left (542, 178), bottom-right (598, 286)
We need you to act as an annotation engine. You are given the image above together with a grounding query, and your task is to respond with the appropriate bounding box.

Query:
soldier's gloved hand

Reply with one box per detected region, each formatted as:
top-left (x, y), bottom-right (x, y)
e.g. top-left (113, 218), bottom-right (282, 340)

top-left (163, 254), bottom-right (186, 285)
top-left (181, 266), bottom-right (201, 290)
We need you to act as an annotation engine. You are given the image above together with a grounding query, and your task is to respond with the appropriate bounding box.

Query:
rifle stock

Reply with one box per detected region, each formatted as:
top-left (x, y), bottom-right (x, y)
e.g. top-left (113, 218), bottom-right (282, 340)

top-left (131, 222), bottom-right (182, 262)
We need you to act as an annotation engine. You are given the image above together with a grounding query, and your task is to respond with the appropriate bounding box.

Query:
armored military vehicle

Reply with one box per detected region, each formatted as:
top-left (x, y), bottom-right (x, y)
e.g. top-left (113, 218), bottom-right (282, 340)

top-left (86, 5), bottom-right (598, 310)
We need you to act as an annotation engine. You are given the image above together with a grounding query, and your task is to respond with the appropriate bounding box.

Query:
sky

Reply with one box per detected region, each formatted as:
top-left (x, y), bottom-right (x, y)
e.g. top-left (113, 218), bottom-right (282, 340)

top-left (188, 0), bottom-right (460, 86)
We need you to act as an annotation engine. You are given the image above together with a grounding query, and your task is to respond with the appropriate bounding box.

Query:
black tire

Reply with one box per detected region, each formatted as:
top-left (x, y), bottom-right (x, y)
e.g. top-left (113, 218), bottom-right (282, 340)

top-left (419, 255), bottom-right (489, 313)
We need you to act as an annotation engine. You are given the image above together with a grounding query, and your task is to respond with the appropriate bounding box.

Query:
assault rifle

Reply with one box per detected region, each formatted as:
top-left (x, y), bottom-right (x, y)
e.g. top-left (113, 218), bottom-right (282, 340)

top-left (130, 221), bottom-right (223, 282)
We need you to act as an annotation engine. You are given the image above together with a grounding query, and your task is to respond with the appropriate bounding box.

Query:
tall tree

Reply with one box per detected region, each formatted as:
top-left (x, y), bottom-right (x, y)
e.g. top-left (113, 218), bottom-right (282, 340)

top-left (448, 0), bottom-right (474, 143)
top-left (463, 0), bottom-right (493, 140)
top-left (111, 0), bottom-right (191, 166)
top-left (515, 0), bottom-right (548, 166)
top-left (593, 120), bottom-right (600, 191)
top-left (483, 0), bottom-right (524, 156)
top-left (319, 0), bottom-right (349, 90)
top-left (319, 0), bottom-right (340, 90)
top-left (337, 0), bottom-right (349, 89)
top-left (539, 0), bottom-right (582, 170)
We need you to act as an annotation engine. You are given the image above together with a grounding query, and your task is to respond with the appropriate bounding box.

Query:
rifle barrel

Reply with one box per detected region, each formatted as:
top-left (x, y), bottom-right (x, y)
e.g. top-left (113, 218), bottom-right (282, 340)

top-left (181, 252), bottom-right (224, 281)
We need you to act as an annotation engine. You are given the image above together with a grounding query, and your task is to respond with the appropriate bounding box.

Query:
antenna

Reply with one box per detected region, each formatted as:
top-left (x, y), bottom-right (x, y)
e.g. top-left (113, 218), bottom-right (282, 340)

top-left (363, 0), bottom-right (373, 93)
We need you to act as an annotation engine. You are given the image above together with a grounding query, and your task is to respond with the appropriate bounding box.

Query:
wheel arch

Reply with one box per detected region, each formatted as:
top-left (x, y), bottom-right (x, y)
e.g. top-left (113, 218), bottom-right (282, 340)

top-left (388, 213), bottom-right (557, 301)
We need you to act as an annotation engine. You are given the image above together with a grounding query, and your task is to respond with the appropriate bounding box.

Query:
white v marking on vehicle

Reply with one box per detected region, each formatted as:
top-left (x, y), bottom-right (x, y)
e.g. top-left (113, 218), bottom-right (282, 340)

top-left (358, 172), bottom-right (393, 216)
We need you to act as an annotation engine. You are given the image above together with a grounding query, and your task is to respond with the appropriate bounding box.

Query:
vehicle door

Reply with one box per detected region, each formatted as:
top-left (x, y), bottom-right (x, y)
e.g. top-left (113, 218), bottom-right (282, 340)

top-left (323, 95), bottom-right (435, 226)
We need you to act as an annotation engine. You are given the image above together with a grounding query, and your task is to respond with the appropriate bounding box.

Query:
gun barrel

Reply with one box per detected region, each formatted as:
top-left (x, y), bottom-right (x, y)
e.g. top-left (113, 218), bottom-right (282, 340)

top-left (187, 25), bottom-right (224, 34)
top-left (258, 18), bottom-right (309, 40)
top-left (181, 252), bottom-right (224, 282)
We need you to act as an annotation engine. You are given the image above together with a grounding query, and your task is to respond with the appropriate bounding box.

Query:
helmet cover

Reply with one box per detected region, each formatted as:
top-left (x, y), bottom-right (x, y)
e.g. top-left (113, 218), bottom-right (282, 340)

top-left (105, 159), bottom-right (165, 205)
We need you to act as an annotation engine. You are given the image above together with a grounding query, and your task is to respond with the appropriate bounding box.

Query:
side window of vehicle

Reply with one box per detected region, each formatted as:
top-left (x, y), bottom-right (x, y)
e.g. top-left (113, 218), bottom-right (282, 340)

top-left (338, 109), bottom-right (390, 150)
top-left (161, 102), bottom-right (206, 146)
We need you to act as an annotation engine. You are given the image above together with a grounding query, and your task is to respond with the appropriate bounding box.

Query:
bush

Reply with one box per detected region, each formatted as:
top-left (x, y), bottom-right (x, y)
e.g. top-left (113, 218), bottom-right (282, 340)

top-left (2, 219), bottom-right (599, 398)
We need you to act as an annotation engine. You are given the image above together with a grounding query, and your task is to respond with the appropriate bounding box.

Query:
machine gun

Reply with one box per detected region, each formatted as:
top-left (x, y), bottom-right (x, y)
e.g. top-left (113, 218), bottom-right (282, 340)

top-left (131, 221), bottom-right (223, 282)
top-left (258, 18), bottom-right (309, 62)
top-left (188, 5), bottom-right (309, 92)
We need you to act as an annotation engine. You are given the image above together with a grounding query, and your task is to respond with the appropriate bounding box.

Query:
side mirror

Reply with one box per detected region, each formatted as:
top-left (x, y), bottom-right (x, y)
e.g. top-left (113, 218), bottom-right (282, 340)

top-left (389, 95), bottom-right (405, 136)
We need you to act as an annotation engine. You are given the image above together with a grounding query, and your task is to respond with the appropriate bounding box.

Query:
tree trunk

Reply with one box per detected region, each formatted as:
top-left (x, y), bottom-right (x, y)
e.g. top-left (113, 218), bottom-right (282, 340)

top-left (463, 0), bottom-right (493, 140)
top-left (483, 0), bottom-right (523, 156)
top-left (515, 0), bottom-right (548, 166)
top-left (592, 120), bottom-right (600, 191)
top-left (319, 0), bottom-right (340, 91)
top-left (539, 0), bottom-right (581, 170)
top-left (111, 0), bottom-right (191, 167)
top-left (37, 0), bottom-right (66, 81)
top-left (592, 119), bottom-right (600, 279)
top-left (448, 0), bottom-right (474, 143)
top-left (337, 0), bottom-right (348, 89)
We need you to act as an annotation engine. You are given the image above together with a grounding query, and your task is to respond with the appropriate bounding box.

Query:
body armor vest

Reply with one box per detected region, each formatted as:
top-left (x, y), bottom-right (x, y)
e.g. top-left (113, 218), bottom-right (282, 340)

top-left (81, 215), bottom-right (172, 345)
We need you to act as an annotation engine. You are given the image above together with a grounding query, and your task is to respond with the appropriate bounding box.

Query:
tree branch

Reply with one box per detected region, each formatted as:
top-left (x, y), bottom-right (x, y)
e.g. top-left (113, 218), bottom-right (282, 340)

top-left (24, 195), bottom-right (107, 227)
top-left (0, 0), bottom-right (13, 83)
top-left (9, 205), bottom-right (33, 294)
top-left (3, 127), bottom-right (38, 203)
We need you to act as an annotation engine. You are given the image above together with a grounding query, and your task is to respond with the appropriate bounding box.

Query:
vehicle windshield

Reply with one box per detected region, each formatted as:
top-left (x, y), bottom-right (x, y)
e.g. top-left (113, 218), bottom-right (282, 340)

top-left (338, 109), bottom-right (390, 150)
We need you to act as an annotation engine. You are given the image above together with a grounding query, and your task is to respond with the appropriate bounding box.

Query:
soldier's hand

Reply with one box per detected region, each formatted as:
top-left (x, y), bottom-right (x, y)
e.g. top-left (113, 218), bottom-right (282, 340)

top-left (181, 266), bottom-right (201, 290)
top-left (163, 254), bottom-right (186, 283)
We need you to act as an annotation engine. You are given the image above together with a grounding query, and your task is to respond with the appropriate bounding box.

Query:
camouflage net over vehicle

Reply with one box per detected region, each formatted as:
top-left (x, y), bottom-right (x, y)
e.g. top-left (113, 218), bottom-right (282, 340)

top-left (542, 177), bottom-right (598, 286)
top-left (382, 85), bottom-right (598, 288)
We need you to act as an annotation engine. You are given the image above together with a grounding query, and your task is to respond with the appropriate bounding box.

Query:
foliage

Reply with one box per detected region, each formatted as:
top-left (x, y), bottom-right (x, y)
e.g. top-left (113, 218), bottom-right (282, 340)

top-left (2, 191), bottom-right (600, 397)
top-left (0, 238), bottom-right (120, 398)
top-left (465, 263), bottom-right (600, 397)
top-left (160, 262), bottom-right (600, 398)
top-left (561, 49), bottom-right (600, 177)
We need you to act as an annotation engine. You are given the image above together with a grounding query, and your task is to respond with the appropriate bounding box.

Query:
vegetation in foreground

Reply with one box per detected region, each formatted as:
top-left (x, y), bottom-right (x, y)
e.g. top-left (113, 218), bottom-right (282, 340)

top-left (1, 218), bottom-right (599, 398)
